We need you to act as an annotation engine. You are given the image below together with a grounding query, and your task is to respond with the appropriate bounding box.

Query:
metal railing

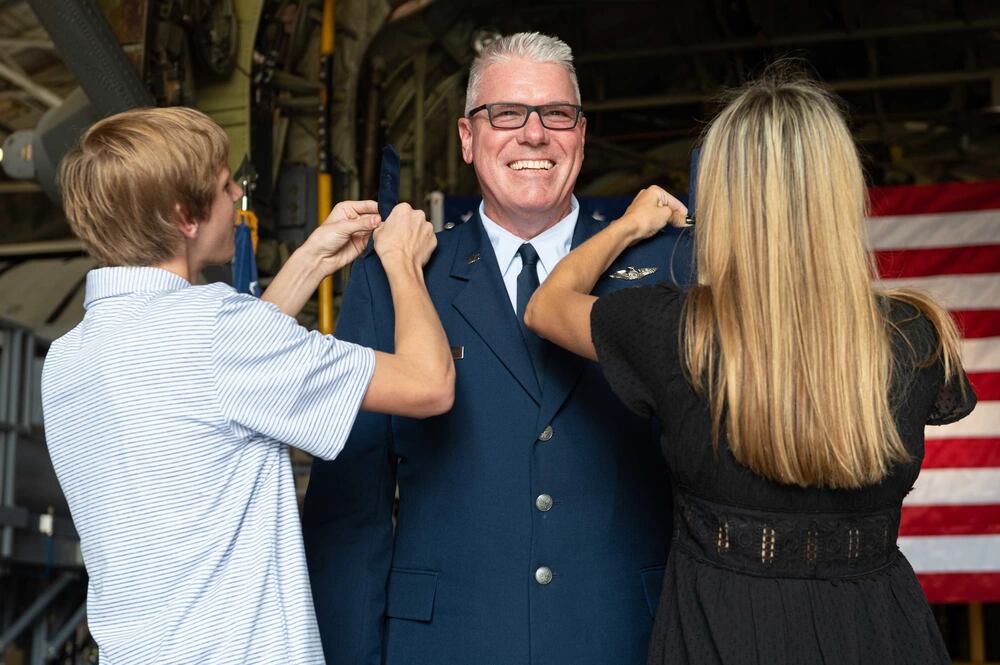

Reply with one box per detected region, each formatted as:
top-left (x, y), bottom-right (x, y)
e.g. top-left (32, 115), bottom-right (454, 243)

top-left (0, 318), bottom-right (90, 663)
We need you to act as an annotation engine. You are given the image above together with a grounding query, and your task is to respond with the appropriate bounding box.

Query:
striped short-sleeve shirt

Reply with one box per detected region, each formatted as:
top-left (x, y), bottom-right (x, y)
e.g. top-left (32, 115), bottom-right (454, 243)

top-left (41, 267), bottom-right (375, 664)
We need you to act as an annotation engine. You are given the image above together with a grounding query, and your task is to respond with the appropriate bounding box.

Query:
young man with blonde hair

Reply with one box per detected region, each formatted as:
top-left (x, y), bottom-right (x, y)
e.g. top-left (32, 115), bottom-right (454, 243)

top-left (42, 106), bottom-right (453, 663)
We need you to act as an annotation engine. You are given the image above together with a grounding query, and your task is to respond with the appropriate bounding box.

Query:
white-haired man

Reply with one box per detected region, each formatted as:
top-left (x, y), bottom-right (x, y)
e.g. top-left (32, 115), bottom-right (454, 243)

top-left (304, 32), bottom-right (694, 665)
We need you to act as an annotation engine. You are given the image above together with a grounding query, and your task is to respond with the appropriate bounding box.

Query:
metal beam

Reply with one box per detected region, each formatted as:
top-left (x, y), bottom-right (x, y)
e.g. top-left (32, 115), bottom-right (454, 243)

top-left (45, 602), bottom-right (86, 660)
top-left (361, 59), bottom-right (384, 198)
top-left (585, 138), bottom-right (675, 169)
top-left (0, 60), bottom-right (61, 108)
top-left (0, 327), bottom-right (22, 558)
top-left (0, 183), bottom-right (43, 194)
top-left (0, 38), bottom-right (55, 51)
top-left (413, 51), bottom-right (426, 208)
top-left (0, 572), bottom-right (78, 652)
top-left (577, 17), bottom-right (1000, 64)
top-left (584, 69), bottom-right (1000, 112)
top-left (828, 69), bottom-right (1000, 93)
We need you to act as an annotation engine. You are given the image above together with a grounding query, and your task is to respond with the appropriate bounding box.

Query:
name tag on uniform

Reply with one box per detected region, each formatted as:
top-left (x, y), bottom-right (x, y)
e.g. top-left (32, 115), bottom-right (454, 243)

top-left (451, 345), bottom-right (465, 360)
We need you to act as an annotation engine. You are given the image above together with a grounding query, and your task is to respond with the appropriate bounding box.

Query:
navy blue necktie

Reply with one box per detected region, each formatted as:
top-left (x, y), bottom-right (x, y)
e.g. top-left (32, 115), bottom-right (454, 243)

top-left (516, 243), bottom-right (545, 388)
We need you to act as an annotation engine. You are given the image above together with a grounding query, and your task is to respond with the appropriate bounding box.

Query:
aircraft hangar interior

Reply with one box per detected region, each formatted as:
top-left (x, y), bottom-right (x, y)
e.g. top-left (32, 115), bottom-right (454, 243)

top-left (0, 1), bottom-right (997, 663)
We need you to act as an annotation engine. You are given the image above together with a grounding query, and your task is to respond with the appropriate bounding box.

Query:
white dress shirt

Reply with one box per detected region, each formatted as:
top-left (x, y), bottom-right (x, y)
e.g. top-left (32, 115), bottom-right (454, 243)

top-left (479, 195), bottom-right (580, 311)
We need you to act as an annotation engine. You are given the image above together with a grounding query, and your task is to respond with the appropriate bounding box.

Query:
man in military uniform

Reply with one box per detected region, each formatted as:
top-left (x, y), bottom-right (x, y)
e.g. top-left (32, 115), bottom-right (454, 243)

top-left (304, 32), bottom-right (694, 665)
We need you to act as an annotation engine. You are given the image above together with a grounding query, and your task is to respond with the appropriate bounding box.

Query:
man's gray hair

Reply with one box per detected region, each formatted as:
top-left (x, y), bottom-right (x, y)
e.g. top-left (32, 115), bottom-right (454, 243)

top-left (465, 32), bottom-right (580, 114)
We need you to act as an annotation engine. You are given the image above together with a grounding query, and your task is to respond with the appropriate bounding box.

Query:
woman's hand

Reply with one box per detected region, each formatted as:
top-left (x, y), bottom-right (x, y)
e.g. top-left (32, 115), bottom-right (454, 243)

top-left (374, 203), bottom-right (437, 269)
top-left (306, 200), bottom-right (382, 273)
top-left (524, 184), bottom-right (686, 361)
top-left (618, 185), bottom-right (690, 244)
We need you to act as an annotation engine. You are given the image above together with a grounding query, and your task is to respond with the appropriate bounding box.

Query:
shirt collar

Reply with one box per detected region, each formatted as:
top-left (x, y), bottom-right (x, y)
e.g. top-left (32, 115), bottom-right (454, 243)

top-left (479, 195), bottom-right (579, 275)
top-left (84, 267), bottom-right (191, 309)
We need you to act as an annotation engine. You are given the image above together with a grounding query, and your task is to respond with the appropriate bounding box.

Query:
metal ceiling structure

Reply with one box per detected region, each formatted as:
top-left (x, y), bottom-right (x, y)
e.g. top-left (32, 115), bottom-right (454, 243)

top-left (348, 0), bottom-right (1000, 207)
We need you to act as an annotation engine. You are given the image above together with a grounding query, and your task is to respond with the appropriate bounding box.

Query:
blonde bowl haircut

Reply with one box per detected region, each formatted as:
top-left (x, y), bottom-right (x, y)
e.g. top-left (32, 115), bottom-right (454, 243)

top-left (682, 62), bottom-right (966, 489)
top-left (58, 106), bottom-right (229, 267)
top-left (465, 31), bottom-right (580, 114)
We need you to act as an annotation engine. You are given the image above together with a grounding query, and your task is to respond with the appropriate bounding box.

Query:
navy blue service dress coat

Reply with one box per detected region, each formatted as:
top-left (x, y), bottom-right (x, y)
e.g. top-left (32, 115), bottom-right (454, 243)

top-left (303, 202), bottom-right (695, 665)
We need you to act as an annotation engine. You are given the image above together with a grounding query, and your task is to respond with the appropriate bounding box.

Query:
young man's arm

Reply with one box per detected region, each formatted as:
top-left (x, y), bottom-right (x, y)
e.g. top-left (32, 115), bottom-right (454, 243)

top-left (361, 210), bottom-right (454, 416)
top-left (262, 201), bottom-right (454, 418)
top-left (263, 199), bottom-right (380, 318)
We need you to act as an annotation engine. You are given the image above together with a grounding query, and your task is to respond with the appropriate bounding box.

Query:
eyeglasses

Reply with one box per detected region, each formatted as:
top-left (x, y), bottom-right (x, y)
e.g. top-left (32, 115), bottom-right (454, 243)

top-left (466, 103), bottom-right (583, 130)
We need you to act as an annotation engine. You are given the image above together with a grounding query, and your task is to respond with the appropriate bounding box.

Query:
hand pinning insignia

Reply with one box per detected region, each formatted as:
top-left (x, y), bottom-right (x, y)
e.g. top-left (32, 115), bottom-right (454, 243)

top-left (608, 266), bottom-right (659, 281)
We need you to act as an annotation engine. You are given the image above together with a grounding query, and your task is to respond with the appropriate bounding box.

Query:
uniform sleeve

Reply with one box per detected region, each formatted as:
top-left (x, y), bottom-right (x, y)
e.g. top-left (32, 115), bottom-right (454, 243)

top-left (302, 257), bottom-right (397, 665)
top-left (210, 292), bottom-right (376, 460)
top-left (591, 284), bottom-right (683, 419)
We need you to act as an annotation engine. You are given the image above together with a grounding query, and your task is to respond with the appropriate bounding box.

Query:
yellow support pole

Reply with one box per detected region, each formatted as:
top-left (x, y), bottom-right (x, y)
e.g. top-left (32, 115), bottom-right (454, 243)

top-left (969, 602), bottom-right (985, 664)
top-left (317, 0), bottom-right (336, 334)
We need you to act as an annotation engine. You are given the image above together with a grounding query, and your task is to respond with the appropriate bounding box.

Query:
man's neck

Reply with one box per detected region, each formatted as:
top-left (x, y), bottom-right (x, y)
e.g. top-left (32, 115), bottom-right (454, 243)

top-left (153, 253), bottom-right (199, 284)
top-left (482, 201), bottom-right (572, 241)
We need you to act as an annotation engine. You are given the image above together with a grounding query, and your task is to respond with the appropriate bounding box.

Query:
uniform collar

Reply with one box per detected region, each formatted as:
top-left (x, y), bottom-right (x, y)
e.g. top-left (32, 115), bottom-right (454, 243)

top-left (84, 267), bottom-right (191, 309)
top-left (478, 195), bottom-right (579, 276)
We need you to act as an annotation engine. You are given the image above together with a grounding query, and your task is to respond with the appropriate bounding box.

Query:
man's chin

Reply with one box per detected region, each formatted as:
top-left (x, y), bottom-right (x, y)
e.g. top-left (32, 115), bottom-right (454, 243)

top-left (508, 193), bottom-right (567, 216)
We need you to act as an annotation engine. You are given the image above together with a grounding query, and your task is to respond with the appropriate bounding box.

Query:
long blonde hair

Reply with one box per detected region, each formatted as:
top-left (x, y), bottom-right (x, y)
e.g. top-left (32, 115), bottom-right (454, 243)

top-left (683, 64), bottom-right (964, 489)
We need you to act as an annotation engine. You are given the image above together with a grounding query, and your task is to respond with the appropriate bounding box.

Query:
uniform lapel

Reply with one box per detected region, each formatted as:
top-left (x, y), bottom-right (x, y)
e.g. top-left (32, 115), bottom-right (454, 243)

top-left (451, 214), bottom-right (542, 404)
top-left (536, 205), bottom-right (605, 429)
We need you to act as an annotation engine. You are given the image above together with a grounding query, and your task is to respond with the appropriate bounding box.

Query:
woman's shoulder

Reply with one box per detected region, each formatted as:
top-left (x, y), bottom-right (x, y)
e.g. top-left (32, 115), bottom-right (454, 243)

top-left (883, 296), bottom-right (941, 360)
top-left (607, 280), bottom-right (687, 303)
top-left (599, 282), bottom-right (687, 323)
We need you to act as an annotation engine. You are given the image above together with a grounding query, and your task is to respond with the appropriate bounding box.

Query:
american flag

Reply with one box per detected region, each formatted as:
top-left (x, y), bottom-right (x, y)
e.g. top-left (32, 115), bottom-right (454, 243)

top-left (869, 180), bottom-right (1000, 603)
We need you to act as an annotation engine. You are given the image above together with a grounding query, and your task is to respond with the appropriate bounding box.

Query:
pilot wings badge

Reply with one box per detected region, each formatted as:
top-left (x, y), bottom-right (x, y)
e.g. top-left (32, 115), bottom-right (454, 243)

top-left (608, 266), bottom-right (658, 281)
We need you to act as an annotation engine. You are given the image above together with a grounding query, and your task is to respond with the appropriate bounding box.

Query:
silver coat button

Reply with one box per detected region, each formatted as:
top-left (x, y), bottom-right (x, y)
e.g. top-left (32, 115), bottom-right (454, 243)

top-left (538, 426), bottom-right (553, 442)
top-left (535, 566), bottom-right (553, 585)
top-left (535, 494), bottom-right (553, 512)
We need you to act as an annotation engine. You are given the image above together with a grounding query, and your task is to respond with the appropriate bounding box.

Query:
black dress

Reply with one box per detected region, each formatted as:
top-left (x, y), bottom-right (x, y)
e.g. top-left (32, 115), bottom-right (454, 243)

top-left (590, 283), bottom-right (977, 665)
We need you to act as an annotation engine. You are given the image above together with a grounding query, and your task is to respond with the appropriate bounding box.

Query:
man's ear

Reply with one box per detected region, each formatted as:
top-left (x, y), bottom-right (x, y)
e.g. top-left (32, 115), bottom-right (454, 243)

top-left (174, 203), bottom-right (199, 240)
top-left (458, 117), bottom-right (474, 165)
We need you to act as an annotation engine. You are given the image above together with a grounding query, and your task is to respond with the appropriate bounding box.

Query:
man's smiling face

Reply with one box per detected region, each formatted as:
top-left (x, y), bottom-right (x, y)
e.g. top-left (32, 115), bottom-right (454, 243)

top-left (458, 58), bottom-right (586, 237)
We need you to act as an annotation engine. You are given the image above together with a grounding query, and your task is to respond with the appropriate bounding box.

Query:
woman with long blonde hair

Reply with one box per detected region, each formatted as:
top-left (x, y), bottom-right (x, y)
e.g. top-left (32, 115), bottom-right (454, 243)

top-left (525, 65), bottom-right (976, 664)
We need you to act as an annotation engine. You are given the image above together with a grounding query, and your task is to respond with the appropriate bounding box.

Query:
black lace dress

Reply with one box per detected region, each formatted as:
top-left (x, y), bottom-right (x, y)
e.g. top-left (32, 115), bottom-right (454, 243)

top-left (590, 284), bottom-right (977, 665)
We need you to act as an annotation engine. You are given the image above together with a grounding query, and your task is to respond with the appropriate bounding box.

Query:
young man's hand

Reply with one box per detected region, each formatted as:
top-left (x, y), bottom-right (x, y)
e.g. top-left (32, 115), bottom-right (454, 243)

top-left (307, 200), bottom-right (382, 273)
top-left (374, 203), bottom-right (437, 269)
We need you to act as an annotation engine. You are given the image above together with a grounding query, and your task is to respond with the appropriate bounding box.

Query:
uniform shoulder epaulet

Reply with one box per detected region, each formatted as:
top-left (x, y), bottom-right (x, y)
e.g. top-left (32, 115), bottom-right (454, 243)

top-left (443, 211), bottom-right (475, 231)
top-left (588, 210), bottom-right (613, 228)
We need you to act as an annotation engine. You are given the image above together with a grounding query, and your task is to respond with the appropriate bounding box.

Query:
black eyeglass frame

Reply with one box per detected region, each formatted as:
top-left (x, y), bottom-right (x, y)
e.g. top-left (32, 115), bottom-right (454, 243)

top-left (466, 102), bottom-right (584, 129)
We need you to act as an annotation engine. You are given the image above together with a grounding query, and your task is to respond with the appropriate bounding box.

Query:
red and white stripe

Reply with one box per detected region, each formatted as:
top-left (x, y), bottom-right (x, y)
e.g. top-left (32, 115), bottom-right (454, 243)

top-left (869, 181), bottom-right (1000, 603)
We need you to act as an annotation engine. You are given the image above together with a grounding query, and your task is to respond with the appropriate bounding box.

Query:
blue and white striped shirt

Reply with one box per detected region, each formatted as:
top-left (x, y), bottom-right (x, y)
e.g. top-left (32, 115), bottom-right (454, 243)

top-left (41, 267), bottom-right (375, 664)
